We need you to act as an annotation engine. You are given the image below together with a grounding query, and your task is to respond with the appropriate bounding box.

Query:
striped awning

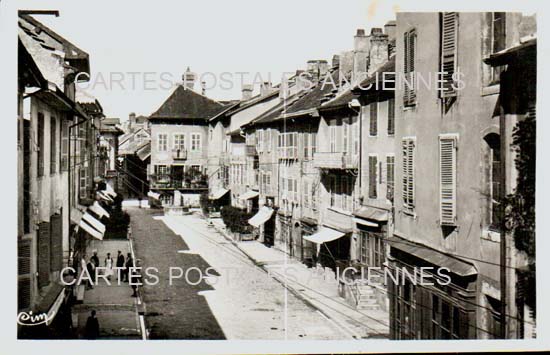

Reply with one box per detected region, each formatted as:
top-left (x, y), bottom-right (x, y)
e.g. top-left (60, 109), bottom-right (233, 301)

top-left (79, 212), bottom-right (105, 240)
top-left (147, 191), bottom-right (160, 200)
top-left (248, 207), bottom-right (274, 227)
top-left (303, 227), bottom-right (345, 244)
top-left (89, 201), bottom-right (110, 219)
top-left (209, 188), bottom-right (229, 200)
top-left (239, 190), bottom-right (259, 200)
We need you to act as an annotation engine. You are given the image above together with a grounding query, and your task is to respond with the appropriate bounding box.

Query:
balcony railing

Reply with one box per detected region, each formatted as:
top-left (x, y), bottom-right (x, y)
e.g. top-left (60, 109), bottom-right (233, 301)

top-left (278, 146), bottom-right (298, 159)
top-left (149, 174), bottom-right (208, 190)
top-left (313, 152), bottom-right (358, 169)
top-left (172, 149), bottom-right (187, 160)
top-left (245, 145), bottom-right (258, 156)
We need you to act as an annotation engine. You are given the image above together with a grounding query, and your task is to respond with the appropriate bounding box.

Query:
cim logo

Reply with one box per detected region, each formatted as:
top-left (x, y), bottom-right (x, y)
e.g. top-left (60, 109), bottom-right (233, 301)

top-left (17, 311), bottom-right (50, 326)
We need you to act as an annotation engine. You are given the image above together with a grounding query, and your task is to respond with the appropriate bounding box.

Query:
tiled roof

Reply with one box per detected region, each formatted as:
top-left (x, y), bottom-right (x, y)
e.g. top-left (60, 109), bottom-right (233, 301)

top-left (102, 117), bottom-right (121, 125)
top-left (149, 85), bottom-right (225, 120)
top-left (284, 69), bottom-right (341, 115)
top-left (319, 89), bottom-right (357, 111)
top-left (353, 56), bottom-right (396, 93)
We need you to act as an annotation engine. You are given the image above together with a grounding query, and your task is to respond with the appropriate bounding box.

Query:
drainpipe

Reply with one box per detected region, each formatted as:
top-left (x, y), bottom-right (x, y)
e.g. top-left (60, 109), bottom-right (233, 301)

top-left (499, 99), bottom-right (507, 339)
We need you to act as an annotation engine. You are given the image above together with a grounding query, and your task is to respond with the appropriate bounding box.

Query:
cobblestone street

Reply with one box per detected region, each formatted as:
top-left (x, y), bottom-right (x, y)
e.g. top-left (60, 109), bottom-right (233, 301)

top-left (127, 207), bottom-right (348, 340)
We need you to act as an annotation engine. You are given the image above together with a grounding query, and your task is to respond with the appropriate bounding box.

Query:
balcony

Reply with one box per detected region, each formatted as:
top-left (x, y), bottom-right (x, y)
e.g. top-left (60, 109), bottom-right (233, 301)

top-left (172, 149), bottom-right (187, 160)
top-left (313, 152), bottom-right (358, 170)
top-left (278, 146), bottom-right (298, 160)
top-left (149, 174), bottom-right (208, 190)
top-left (245, 145), bottom-right (258, 157)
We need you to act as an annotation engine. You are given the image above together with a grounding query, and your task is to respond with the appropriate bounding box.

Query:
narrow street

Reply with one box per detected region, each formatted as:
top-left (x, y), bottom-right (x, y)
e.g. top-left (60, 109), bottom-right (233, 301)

top-left (127, 207), bottom-right (348, 340)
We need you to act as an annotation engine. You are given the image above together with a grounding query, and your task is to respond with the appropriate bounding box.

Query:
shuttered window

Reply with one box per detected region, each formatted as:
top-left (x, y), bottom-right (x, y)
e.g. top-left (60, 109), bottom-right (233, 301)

top-left (50, 213), bottom-right (63, 272)
top-left (387, 98), bottom-right (395, 135)
top-left (403, 29), bottom-right (417, 107)
top-left (61, 120), bottom-right (69, 171)
top-left (18, 239), bottom-right (32, 310)
top-left (37, 222), bottom-right (51, 288)
top-left (50, 116), bottom-right (57, 174)
top-left (369, 156), bottom-right (378, 198)
top-left (402, 138), bottom-right (415, 210)
top-left (370, 102), bottom-right (378, 136)
top-left (440, 12), bottom-right (458, 97)
top-left (37, 112), bottom-right (45, 176)
top-left (439, 135), bottom-right (457, 225)
top-left (387, 155), bottom-right (395, 201)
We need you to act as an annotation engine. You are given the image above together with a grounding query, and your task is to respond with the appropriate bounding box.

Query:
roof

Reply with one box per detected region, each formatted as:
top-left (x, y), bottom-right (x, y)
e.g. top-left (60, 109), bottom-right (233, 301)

top-left (484, 36), bottom-right (536, 67)
top-left (284, 69), bottom-right (342, 116)
top-left (247, 92), bottom-right (305, 126)
top-left (352, 56), bottom-right (396, 94)
top-left (136, 142), bottom-right (151, 161)
top-left (319, 89), bottom-right (357, 112)
top-left (102, 117), bottom-right (121, 125)
top-left (19, 14), bottom-right (90, 75)
top-left (149, 85), bottom-right (225, 120)
top-left (208, 90), bottom-right (280, 123)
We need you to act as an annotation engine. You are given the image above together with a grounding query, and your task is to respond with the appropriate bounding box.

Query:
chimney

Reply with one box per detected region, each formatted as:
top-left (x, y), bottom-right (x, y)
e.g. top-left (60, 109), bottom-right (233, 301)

top-left (332, 54), bottom-right (340, 69)
top-left (384, 20), bottom-right (396, 41)
top-left (201, 81), bottom-right (206, 95)
top-left (353, 28), bottom-right (370, 83)
top-left (241, 84), bottom-right (253, 101)
top-left (306, 60), bottom-right (329, 82)
top-left (368, 27), bottom-right (389, 74)
top-left (260, 81), bottom-right (275, 96)
top-left (129, 112), bottom-right (136, 128)
top-left (182, 67), bottom-right (196, 90)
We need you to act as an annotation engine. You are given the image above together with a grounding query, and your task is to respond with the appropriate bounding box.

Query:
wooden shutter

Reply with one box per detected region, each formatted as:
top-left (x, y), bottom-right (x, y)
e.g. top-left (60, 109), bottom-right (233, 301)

top-left (387, 98), bottom-right (395, 135)
top-left (37, 222), bottom-right (51, 288)
top-left (439, 136), bottom-right (457, 225)
top-left (402, 139), bottom-right (415, 209)
top-left (369, 156), bottom-right (377, 198)
top-left (370, 102), bottom-right (378, 136)
top-left (404, 30), bottom-right (417, 106)
top-left (50, 213), bottom-right (63, 272)
top-left (18, 239), bottom-right (32, 309)
top-left (441, 12), bottom-right (458, 97)
top-left (387, 155), bottom-right (395, 201)
top-left (37, 113), bottom-right (45, 176)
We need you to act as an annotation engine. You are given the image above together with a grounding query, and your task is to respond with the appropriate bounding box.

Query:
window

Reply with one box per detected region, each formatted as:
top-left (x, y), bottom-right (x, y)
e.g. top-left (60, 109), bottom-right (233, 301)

top-left (370, 102), bottom-right (378, 136)
top-left (393, 277), bottom-right (417, 339)
top-left (329, 123), bottom-right (337, 153)
top-left (352, 118), bottom-right (359, 155)
top-left (257, 130), bottom-right (263, 153)
top-left (403, 29), bottom-right (417, 107)
top-left (341, 176), bottom-right (348, 210)
top-left (369, 155), bottom-right (378, 198)
top-left (359, 231), bottom-right (385, 268)
top-left (79, 167), bottom-right (88, 198)
top-left (402, 138), bottom-right (415, 210)
top-left (158, 134), bottom-right (168, 151)
top-left (387, 98), bottom-right (395, 135)
top-left (303, 133), bottom-right (309, 158)
top-left (173, 134), bottom-right (185, 151)
top-left (486, 295), bottom-right (503, 339)
top-left (50, 116), bottom-right (57, 174)
top-left (489, 13), bottom-right (506, 83)
top-left (37, 112), bottom-right (45, 176)
top-left (61, 120), bottom-right (69, 171)
top-left (387, 155), bottom-right (395, 201)
top-left (278, 132), bottom-right (298, 158)
top-left (485, 134), bottom-right (501, 230)
top-left (330, 175), bottom-right (337, 207)
top-left (431, 295), bottom-right (468, 339)
top-left (266, 129), bottom-right (272, 152)
top-left (440, 12), bottom-right (458, 97)
top-left (343, 118), bottom-right (349, 153)
top-left (311, 182), bottom-right (318, 210)
top-left (191, 133), bottom-right (201, 152)
top-left (439, 135), bottom-right (457, 225)
top-left (303, 180), bottom-right (310, 208)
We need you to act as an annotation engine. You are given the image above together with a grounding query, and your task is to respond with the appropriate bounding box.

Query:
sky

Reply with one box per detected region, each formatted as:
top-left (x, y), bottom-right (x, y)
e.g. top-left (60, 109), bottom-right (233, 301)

top-left (15, 0), bottom-right (538, 121)
top-left (20, 0), bottom-right (405, 121)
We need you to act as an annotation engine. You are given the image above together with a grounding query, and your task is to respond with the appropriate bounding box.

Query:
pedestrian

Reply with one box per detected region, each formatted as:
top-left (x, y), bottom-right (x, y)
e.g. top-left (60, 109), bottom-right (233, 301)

top-left (84, 310), bottom-right (99, 339)
top-left (130, 259), bottom-right (142, 297)
top-left (104, 252), bottom-right (114, 281)
top-left (80, 253), bottom-right (91, 289)
top-left (86, 258), bottom-right (95, 289)
top-left (91, 250), bottom-right (100, 268)
top-left (116, 250), bottom-right (125, 281)
top-left (124, 253), bottom-right (133, 282)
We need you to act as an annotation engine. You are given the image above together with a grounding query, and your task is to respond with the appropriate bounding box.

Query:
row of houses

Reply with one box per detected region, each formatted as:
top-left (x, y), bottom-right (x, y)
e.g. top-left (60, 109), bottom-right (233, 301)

top-left (145, 12), bottom-right (536, 339)
top-left (17, 12), bottom-right (122, 337)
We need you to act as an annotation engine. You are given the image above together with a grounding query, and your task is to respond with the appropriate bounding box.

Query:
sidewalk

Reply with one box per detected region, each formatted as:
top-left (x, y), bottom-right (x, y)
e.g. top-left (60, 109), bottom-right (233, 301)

top-left (72, 239), bottom-right (144, 339)
top-left (210, 218), bottom-right (390, 339)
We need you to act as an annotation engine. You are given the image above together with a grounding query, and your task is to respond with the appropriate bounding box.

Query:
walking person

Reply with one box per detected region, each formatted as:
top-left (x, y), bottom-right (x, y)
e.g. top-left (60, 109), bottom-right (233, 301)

top-left (104, 252), bottom-right (114, 281)
top-left (91, 250), bottom-right (100, 279)
top-left (130, 259), bottom-right (142, 297)
top-left (84, 310), bottom-right (100, 339)
top-left (124, 253), bottom-right (133, 282)
top-left (116, 250), bottom-right (125, 281)
top-left (86, 258), bottom-right (95, 289)
top-left (80, 253), bottom-right (92, 289)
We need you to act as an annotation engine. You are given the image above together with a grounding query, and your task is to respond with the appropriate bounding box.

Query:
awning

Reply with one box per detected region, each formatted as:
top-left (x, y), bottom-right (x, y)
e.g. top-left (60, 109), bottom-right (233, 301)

top-left (82, 212), bottom-right (106, 234)
top-left (353, 206), bottom-right (389, 222)
top-left (79, 219), bottom-right (103, 240)
top-left (303, 227), bottom-right (346, 245)
top-left (70, 207), bottom-right (83, 224)
top-left (147, 191), bottom-right (160, 200)
top-left (353, 217), bottom-right (378, 228)
top-left (97, 191), bottom-right (114, 202)
top-left (239, 190), bottom-right (259, 200)
top-left (89, 201), bottom-right (110, 219)
top-left (248, 207), bottom-right (274, 227)
top-left (388, 235), bottom-right (477, 277)
top-left (104, 183), bottom-right (117, 198)
top-left (34, 283), bottom-right (65, 325)
top-left (209, 188), bottom-right (229, 200)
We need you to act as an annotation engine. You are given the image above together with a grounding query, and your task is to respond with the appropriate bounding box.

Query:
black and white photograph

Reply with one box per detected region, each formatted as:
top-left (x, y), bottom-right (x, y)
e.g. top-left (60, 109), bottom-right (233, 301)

top-left (5, 0), bottom-right (547, 353)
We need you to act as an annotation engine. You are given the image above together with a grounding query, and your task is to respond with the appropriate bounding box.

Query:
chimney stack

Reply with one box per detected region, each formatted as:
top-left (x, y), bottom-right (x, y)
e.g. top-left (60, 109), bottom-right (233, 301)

top-left (353, 28), bottom-right (370, 83)
top-left (201, 81), bottom-right (206, 95)
top-left (368, 27), bottom-right (389, 74)
top-left (260, 81), bottom-right (275, 96)
top-left (241, 84), bottom-right (253, 101)
top-left (129, 112), bottom-right (136, 128)
top-left (306, 59), bottom-right (329, 82)
top-left (384, 20), bottom-right (396, 41)
top-left (182, 67), bottom-right (196, 90)
top-left (332, 54), bottom-right (340, 69)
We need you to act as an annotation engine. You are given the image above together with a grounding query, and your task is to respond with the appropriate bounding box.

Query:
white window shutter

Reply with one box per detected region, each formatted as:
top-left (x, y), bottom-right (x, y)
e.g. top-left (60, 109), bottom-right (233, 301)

top-left (441, 12), bottom-right (458, 97)
top-left (439, 136), bottom-right (457, 225)
top-left (407, 139), bottom-right (415, 208)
